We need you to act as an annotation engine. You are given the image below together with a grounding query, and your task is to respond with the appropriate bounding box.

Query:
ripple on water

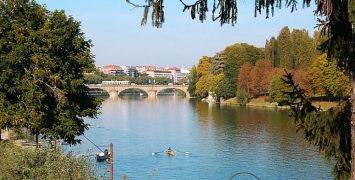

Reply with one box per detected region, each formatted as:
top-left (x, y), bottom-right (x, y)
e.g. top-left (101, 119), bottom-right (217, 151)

top-left (69, 97), bottom-right (333, 179)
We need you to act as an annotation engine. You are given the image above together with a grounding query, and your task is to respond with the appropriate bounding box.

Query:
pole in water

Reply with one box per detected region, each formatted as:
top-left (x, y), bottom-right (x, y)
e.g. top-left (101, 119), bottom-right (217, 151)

top-left (110, 143), bottom-right (113, 180)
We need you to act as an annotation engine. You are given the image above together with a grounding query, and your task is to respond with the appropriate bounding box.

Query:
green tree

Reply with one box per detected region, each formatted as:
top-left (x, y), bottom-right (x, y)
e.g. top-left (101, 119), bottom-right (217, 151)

top-left (236, 88), bottom-right (249, 106)
top-left (277, 26), bottom-right (294, 69)
top-left (154, 76), bottom-right (173, 85)
top-left (134, 76), bottom-right (154, 85)
top-left (216, 43), bottom-right (264, 99)
top-left (0, 0), bottom-right (101, 146)
top-left (308, 54), bottom-right (351, 98)
top-left (269, 75), bottom-right (291, 104)
top-left (265, 37), bottom-right (279, 67)
top-left (290, 29), bottom-right (316, 68)
top-left (188, 66), bottom-right (197, 97)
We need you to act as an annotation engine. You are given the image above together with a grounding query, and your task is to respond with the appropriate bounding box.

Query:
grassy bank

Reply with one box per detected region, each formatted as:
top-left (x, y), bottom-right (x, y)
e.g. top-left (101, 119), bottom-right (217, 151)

top-left (222, 96), bottom-right (338, 110)
top-left (0, 141), bottom-right (96, 180)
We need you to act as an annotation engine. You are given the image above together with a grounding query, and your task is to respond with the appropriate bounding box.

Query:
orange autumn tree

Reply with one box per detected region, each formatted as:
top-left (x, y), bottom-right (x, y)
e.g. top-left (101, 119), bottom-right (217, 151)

top-left (237, 62), bottom-right (253, 97)
top-left (250, 60), bottom-right (273, 97)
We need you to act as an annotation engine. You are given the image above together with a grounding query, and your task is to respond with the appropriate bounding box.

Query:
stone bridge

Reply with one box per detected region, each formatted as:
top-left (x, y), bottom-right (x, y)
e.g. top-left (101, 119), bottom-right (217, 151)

top-left (87, 84), bottom-right (190, 98)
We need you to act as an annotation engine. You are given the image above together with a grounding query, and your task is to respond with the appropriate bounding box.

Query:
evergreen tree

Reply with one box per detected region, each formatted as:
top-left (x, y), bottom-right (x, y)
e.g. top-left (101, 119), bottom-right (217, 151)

top-left (277, 26), bottom-right (294, 69)
top-left (290, 29), bottom-right (316, 68)
top-left (265, 37), bottom-right (279, 67)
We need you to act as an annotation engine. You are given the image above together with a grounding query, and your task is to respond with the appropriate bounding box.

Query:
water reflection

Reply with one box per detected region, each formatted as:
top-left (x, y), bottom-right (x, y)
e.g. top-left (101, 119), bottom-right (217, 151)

top-left (73, 97), bottom-right (332, 179)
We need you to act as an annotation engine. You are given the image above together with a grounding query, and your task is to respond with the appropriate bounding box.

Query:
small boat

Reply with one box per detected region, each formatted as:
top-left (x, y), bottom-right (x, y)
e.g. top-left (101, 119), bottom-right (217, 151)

top-left (166, 147), bottom-right (175, 156)
top-left (167, 150), bottom-right (175, 156)
top-left (96, 149), bottom-right (110, 162)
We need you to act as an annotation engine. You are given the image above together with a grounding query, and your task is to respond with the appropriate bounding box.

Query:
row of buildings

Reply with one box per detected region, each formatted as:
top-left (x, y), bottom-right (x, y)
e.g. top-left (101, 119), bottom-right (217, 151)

top-left (97, 65), bottom-right (190, 84)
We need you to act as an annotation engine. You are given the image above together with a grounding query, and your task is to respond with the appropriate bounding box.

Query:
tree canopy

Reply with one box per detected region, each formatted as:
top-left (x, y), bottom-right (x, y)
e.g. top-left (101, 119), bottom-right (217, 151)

top-left (0, 0), bottom-right (101, 145)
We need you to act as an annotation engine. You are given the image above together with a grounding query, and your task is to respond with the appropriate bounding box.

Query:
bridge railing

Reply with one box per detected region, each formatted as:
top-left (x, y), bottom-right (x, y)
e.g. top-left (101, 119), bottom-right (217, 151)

top-left (86, 84), bottom-right (187, 87)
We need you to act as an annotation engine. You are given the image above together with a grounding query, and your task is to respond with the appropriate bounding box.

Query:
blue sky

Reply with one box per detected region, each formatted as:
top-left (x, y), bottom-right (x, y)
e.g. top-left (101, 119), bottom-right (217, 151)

top-left (37, 0), bottom-right (318, 67)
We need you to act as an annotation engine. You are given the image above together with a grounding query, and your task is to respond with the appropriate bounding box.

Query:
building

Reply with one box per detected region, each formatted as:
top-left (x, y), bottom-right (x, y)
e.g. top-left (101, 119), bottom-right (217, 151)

top-left (125, 66), bottom-right (139, 78)
top-left (98, 64), bottom-right (124, 75)
top-left (146, 69), bottom-right (172, 79)
top-left (167, 67), bottom-right (190, 84)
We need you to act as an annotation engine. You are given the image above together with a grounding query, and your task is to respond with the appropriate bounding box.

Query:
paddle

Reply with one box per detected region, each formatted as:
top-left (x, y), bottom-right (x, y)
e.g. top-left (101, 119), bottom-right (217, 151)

top-left (176, 150), bottom-right (191, 155)
top-left (151, 151), bottom-right (164, 155)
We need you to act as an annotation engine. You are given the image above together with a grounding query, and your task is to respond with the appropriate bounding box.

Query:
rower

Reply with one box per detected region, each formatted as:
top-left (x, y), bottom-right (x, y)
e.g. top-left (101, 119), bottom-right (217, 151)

top-left (166, 147), bottom-right (175, 156)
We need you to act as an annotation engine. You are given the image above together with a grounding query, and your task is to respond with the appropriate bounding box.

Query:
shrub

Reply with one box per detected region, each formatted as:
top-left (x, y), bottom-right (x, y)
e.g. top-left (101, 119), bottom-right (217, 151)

top-left (0, 141), bottom-right (97, 180)
top-left (236, 89), bottom-right (249, 106)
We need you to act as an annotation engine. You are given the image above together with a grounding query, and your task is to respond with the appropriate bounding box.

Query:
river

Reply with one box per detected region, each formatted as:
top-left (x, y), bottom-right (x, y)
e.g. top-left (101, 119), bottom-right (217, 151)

top-left (66, 96), bottom-right (333, 179)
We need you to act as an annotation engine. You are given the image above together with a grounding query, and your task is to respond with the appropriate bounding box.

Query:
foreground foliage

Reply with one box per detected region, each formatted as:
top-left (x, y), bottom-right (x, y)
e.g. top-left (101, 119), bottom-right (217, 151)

top-left (0, 0), bottom-right (101, 145)
top-left (0, 141), bottom-right (96, 180)
top-left (282, 71), bottom-right (351, 179)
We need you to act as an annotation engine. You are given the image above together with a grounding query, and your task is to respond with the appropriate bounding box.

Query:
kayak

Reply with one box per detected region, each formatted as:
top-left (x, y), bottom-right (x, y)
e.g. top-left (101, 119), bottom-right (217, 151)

top-left (166, 150), bottom-right (175, 156)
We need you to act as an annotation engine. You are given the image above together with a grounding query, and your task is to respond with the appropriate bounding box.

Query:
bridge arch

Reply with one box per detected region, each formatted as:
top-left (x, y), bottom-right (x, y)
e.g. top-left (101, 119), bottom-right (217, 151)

top-left (156, 88), bottom-right (189, 97)
top-left (87, 84), bottom-right (190, 98)
top-left (117, 88), bottom-right (148, 96)
top-left (87, 88), bottom-right (109, 96)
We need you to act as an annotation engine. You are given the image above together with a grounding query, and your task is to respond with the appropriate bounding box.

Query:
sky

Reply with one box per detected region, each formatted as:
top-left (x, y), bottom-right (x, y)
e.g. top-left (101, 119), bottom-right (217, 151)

top-left (37, 0), bottom-right (318, 67)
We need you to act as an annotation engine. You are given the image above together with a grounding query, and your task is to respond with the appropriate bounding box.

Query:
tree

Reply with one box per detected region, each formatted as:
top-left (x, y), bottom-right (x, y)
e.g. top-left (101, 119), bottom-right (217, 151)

top-left (236, 88), bottom-right (249, 106)
top-left (250, 60), bottom-right (273, 97)
top-left (293, 68), bottom-right (314, 97)
top-left (290, 29), bottom-right (316, 68)
top-left (134, 76), bottom-right (154, 85)
top-left (277, 26), bottom-right (294, 69)
top-left (154, 76), bottom-right (173, 85)
top-left (237, 62), bottom-right (253, 97)
top-left (308, 54), bottom-right (351, 98)
top-left (195, 56), bottom-right (212, 98)
top-left (265, 37), bottom-right (279, 67)
top-left (0, 0), bottom-right (101, 146)
top-left (210, 53), bottom-right (226, 75)
top-left (282, 71), bottom-right (351, 180)
top-left (269, 75), bottom-right (291, 104)
top-left (188, 66), bottom-right (197, 97)
top-left (216, 43), bottom-right (264, 99)
top-left (196, 74), bottom-right (210, 98)
top-left (196, 56), bottom-right (211, 78)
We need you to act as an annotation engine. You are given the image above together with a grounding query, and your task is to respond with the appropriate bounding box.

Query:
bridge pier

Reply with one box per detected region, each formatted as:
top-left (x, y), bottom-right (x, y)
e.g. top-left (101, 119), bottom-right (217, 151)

top-left (108, 91), bottom-right (117, 98)
top-left (147, 90), bottom-right (157, 99)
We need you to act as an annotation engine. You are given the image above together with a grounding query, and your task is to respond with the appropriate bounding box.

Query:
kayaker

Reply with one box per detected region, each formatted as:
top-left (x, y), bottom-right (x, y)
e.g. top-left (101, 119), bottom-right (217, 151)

top-left (166, 147), bottom-right (175, 156)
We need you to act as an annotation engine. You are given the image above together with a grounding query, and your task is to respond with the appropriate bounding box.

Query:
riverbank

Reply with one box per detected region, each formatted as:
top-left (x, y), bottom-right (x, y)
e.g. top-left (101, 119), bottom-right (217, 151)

top-left (0, 141), bottom-right (96, 179)
top-left (221, 96), bottom-right (338, 110)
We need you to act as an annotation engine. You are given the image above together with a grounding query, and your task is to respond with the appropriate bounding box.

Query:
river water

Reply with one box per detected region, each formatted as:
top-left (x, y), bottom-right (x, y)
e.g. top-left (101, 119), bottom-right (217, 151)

top-left (67, 96), bottom-right (333, 180)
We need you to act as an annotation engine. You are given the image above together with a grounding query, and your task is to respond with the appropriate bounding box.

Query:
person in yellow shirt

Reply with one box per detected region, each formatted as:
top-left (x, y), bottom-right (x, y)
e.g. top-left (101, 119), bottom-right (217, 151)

top-left (166, 147), bottom-right (175, 156)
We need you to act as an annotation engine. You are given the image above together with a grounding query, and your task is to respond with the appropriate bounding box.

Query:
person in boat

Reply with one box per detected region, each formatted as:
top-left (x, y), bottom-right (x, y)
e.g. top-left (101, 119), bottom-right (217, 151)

top-left (104, 149), bottom-right (109, 156)
top-left (166, 147), bottom-right (175, 156)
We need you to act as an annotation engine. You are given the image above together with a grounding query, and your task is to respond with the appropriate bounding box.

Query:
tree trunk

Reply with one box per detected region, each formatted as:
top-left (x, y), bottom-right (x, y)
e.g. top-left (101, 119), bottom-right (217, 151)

top-left (35, 133), bottom-right (39, 148)
top-left (351, 81), bottom-right (355, 180)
